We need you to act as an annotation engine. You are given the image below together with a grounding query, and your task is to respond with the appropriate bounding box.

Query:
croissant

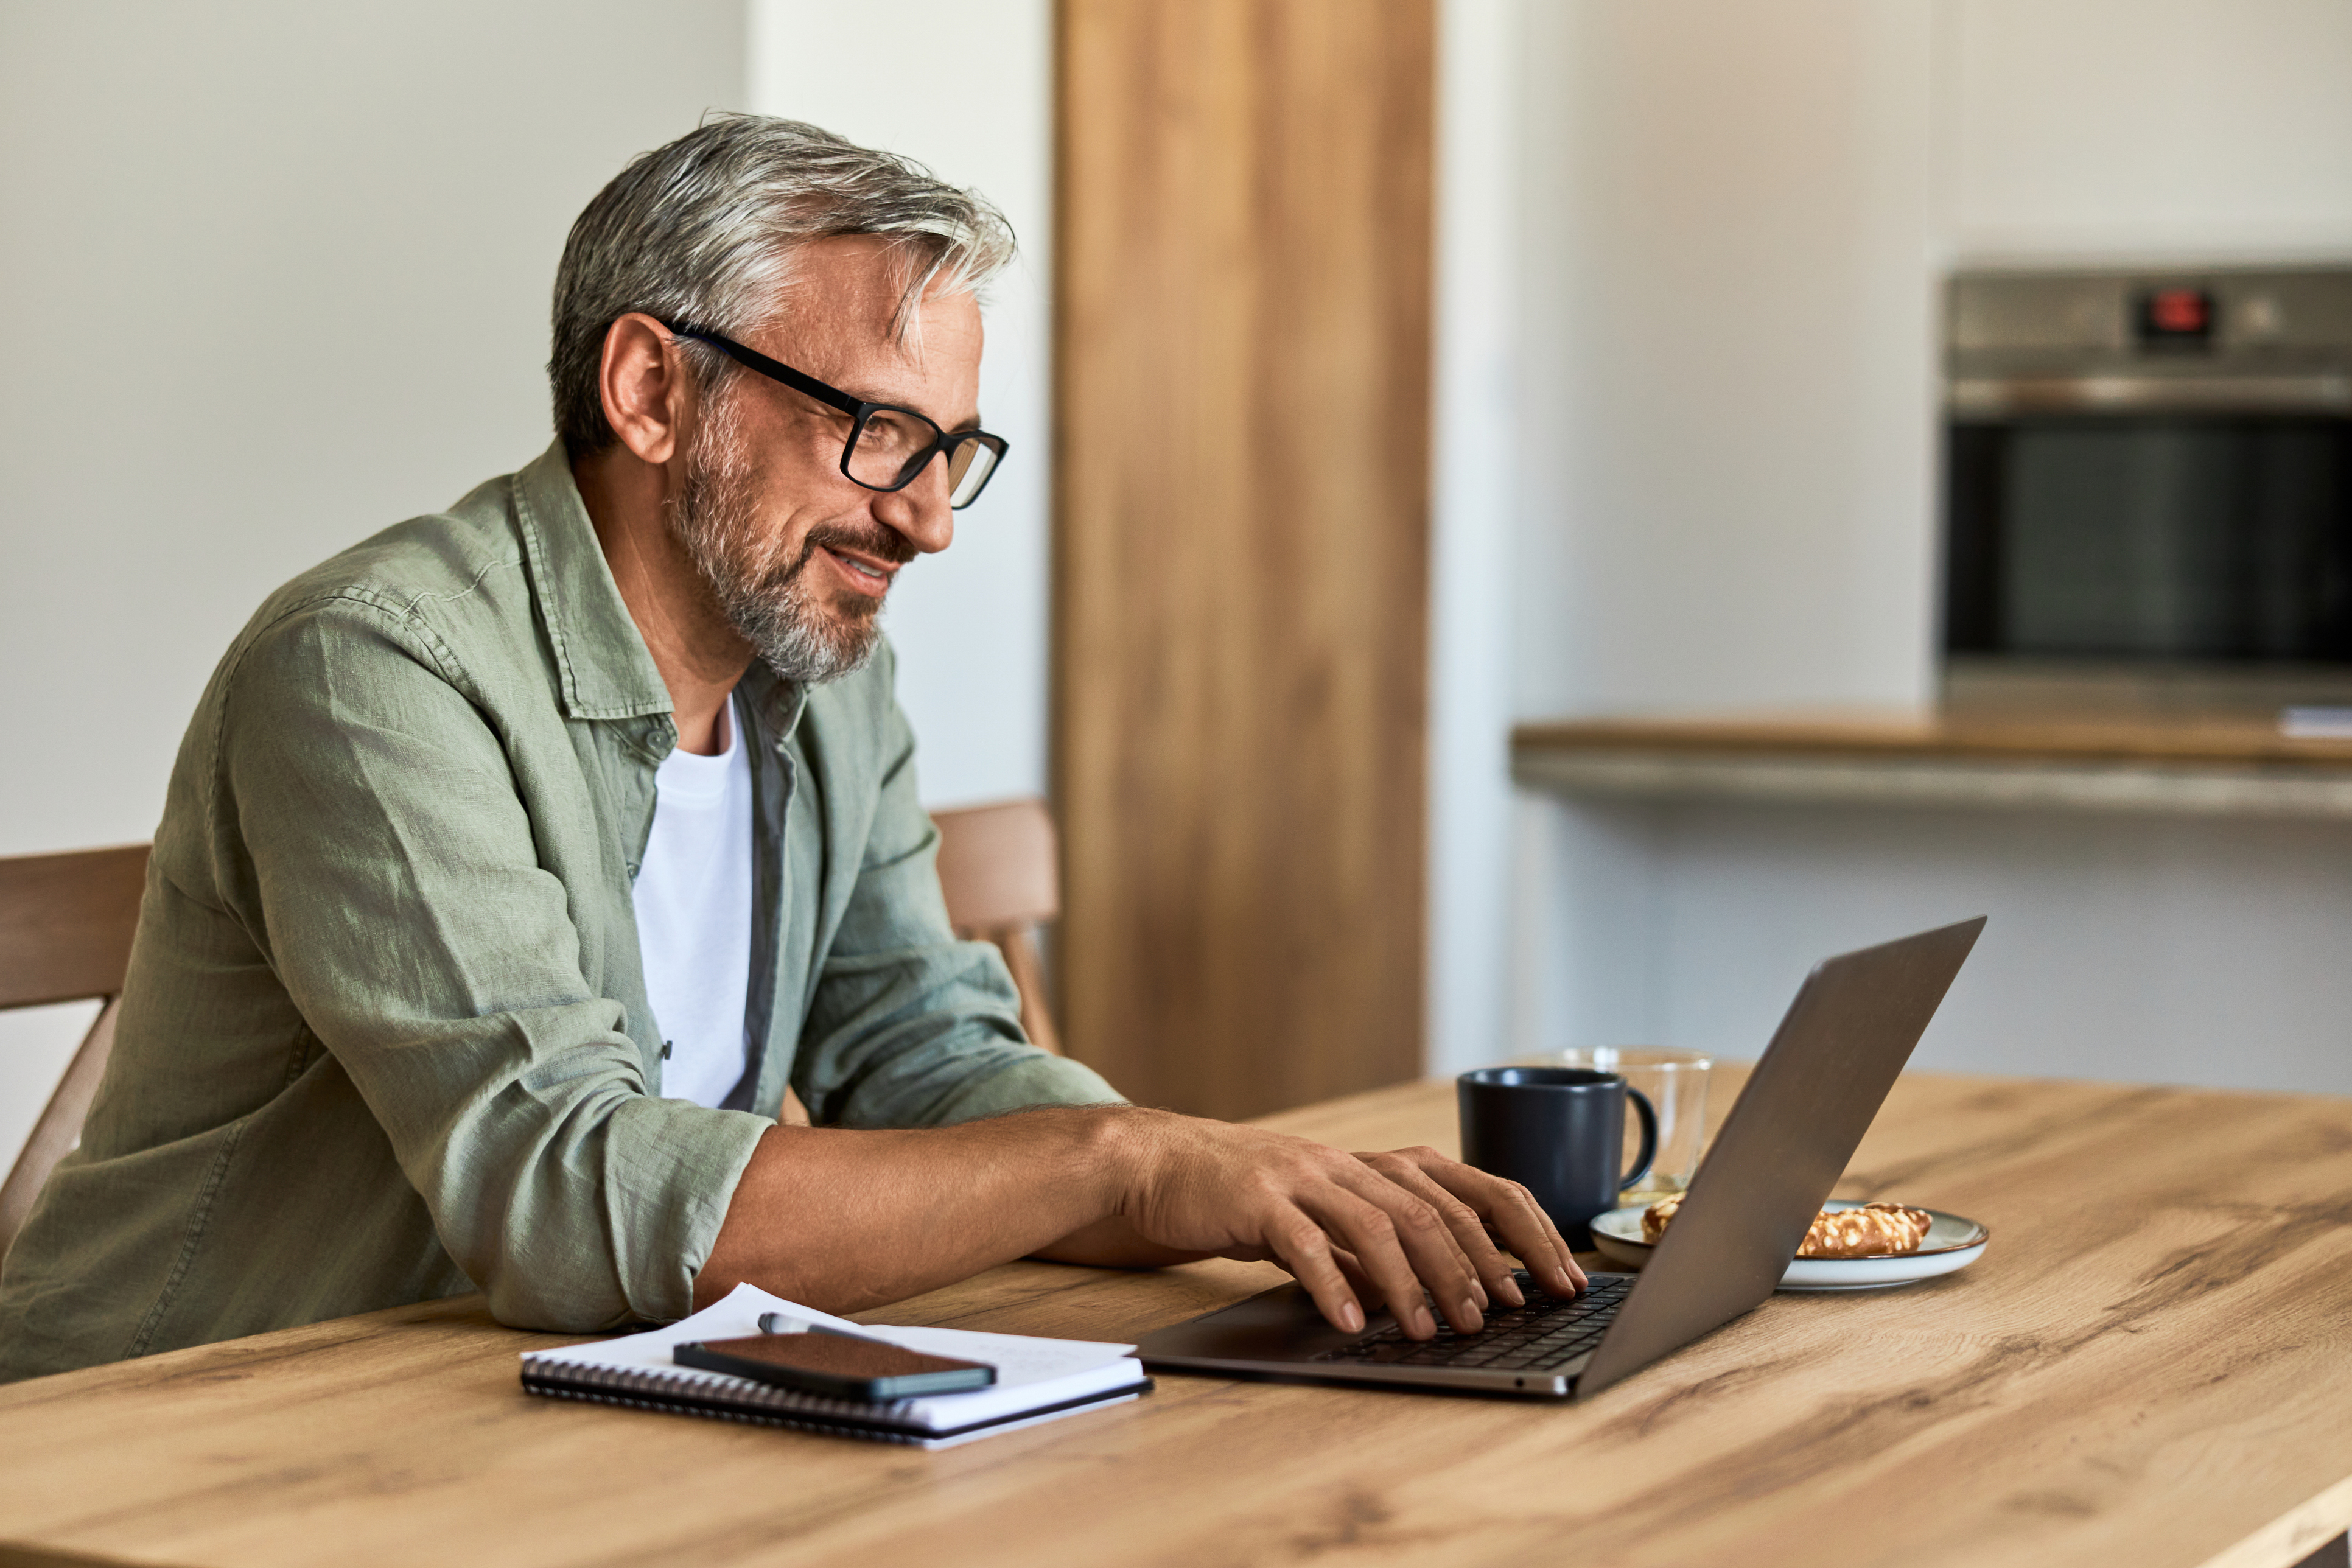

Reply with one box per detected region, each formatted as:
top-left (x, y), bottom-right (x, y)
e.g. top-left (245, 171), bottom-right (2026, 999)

top-left (1799, 1203), bottom-right (1932, 1258)
top-left (1642, 1196), bottom-right (1933, 1258)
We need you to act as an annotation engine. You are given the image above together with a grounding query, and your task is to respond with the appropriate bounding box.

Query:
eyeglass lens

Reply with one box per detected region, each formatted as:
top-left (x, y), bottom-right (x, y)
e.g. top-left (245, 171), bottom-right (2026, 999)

top-left (846, 409), bottom-right (1002, 508)
top-left (944, 441), bottom-right (1001, 508)
top-left (845, 409), bottom-right (935, 490)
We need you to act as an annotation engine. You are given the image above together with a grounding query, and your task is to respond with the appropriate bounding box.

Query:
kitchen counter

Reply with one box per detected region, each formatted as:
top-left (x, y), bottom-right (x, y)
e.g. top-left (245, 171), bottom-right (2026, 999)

top-left (1511, 708), bottom-right (2352, 818)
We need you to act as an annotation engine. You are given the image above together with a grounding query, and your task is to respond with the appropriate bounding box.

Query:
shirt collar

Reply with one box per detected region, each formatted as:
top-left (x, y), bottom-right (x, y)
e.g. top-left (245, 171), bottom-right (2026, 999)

top-left (739, 661), bottom-right (810, 751)
top-left (512, 440), bottom-right (675, 722)
top-left (511, 439), bottom-right (813, 744)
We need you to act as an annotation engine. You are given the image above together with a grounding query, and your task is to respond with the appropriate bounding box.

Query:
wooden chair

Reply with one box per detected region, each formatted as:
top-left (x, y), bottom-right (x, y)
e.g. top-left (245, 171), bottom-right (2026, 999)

top-left (1, 814), bottom-right (1062, 1165)
top-left (929, 797), bottom-right (1063, 1058)
top-left (0, 844), bottom-right (149, 1259)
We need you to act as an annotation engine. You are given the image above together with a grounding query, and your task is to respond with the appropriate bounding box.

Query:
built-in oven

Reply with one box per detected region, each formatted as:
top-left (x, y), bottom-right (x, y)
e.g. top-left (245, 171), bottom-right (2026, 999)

top-left (1942, 267), bottom-right (2352, 707)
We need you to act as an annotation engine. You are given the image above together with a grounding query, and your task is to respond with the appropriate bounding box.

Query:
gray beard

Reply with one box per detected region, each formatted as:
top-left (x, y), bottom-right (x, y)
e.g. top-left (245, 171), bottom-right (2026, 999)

top-left (665, 399), bottom-right (883, 687)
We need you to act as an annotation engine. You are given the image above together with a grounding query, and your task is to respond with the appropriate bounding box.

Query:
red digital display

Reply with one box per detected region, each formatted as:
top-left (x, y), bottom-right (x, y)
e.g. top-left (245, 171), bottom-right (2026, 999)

top-left (2149, 290), bottom-right (2208, 333)
top-left (2137, 287), bottom-right (2215, 343)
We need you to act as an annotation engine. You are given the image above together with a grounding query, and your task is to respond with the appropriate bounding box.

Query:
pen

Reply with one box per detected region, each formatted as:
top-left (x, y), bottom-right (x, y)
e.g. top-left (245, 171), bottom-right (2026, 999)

top-left (758, 1311), bottom-right (883, 1343)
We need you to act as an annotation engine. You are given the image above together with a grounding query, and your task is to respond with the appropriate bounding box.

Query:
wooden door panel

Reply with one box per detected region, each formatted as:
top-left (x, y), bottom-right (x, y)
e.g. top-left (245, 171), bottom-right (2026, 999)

top-left (1054, 0), bottom-right (1433, 1119)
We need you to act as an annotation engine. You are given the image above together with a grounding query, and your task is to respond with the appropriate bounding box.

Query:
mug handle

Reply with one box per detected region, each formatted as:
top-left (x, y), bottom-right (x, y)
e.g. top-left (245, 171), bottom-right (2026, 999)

top-left (1620, 1087), bottom-right (1659, 1192)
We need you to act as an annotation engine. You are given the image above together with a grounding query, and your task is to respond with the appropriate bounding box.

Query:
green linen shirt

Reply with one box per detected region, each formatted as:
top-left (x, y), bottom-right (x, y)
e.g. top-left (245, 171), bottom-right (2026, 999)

top-left (0, 442), bottom-right (1119, 1384)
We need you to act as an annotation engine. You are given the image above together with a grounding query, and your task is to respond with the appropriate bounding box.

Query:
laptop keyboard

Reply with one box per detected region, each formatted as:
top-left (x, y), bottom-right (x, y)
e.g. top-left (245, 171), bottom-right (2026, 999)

top-left (1310, 1272), bottom-right (1631, 1372)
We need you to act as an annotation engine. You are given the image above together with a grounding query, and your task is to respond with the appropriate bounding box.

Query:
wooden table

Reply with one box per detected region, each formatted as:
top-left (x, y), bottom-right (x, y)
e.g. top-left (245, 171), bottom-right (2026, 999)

top-left (4, 1069), bottom-right (2352, 1568)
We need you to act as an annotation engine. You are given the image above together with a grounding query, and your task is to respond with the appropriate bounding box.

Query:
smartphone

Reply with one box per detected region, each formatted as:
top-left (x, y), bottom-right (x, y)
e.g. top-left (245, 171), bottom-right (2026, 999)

top-left (674, 1330), bottom-right (996, 1401)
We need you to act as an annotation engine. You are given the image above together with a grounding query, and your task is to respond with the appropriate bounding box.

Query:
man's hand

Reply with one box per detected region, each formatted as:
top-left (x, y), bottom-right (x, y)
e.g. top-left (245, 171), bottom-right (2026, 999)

top-left (1102, 1111), bottom-right (1586, 1339)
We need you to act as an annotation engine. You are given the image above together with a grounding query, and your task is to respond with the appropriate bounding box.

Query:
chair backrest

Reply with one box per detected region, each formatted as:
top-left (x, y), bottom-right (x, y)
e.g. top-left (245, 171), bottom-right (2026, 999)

top-left (0, 845), bottom-right (148, 1011)
top-left (931, 799), bottom-right (1063, 1058)
top-left (0, 844), bottom-right (150, 1258)
top-left (932, 797), bottom-right (1059, 933)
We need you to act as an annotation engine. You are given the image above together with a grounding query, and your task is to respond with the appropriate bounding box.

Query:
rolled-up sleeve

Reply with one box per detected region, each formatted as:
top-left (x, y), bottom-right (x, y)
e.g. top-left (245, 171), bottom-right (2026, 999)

top-left (222, 598), bottom-right (766, 1331)
top-left (790, 664), bottom-right (1124, 1130)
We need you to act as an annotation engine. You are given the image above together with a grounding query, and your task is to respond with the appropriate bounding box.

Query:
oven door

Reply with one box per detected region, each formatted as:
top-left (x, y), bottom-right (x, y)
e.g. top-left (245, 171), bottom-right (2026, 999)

top-left (1945, 413), bottom-right (2352, 663)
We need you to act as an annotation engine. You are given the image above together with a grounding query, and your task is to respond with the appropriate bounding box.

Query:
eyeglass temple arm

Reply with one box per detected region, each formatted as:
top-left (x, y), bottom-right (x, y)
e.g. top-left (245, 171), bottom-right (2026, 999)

top-left (659, 322), bottom-right (862, 417)
top-left (662, 318), bottom-right (1008, 485)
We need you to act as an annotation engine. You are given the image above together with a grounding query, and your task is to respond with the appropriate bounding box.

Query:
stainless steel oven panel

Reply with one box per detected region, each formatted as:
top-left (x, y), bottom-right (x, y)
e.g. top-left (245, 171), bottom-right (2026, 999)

top-left (1949, 268), bottom-right (2352, 360)
top-left (1951, 273), bottom-right (2130, 354)
top-left (1950, 373), bottom-right (2352, 416)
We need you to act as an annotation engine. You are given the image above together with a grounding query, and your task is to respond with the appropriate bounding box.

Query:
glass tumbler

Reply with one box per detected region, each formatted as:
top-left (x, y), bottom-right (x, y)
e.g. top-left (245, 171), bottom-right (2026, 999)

top-left (1545, 1047), bottom-right (1713, 1209)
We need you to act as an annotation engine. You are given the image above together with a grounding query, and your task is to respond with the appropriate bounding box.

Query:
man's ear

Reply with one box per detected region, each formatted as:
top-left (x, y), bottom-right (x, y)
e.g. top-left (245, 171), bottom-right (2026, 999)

top-left (598, 313), bottom-right (691, 466)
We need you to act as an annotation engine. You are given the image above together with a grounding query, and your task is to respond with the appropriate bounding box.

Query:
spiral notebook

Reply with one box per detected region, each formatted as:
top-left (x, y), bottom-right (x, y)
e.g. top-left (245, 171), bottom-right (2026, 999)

top-left (520, 1283), bottom-right (1151, 1449)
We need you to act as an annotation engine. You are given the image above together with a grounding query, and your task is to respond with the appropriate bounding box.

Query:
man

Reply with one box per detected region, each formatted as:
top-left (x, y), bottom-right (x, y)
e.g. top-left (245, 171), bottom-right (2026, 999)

top-left (0, 117), bottom-right (1581, 1382)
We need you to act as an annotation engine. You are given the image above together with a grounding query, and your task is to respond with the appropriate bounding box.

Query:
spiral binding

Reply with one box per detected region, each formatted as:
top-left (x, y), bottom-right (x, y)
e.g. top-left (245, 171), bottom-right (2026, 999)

top-left (522, 1357), bottom-right (933, 1442)
top-left (521, 1352), bottom-right (1149, 1444)
top-left (523, 1377), bottom-right (932, 1446)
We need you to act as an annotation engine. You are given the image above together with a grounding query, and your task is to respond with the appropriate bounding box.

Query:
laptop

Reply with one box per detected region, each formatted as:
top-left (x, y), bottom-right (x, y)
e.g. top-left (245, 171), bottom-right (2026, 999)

top-left (1137, 917), bottom-right (1986, 1399)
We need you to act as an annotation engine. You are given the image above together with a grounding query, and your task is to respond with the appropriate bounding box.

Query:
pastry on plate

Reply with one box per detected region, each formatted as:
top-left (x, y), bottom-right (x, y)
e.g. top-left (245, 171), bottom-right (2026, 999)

top-left (1642, 1195), bottom-right (1934, 1258)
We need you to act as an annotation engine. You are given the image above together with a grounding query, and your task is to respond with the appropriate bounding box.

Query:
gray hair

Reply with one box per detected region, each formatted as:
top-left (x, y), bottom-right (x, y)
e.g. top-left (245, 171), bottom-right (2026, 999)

top-left (549, 113), bottom-right (1016, 458)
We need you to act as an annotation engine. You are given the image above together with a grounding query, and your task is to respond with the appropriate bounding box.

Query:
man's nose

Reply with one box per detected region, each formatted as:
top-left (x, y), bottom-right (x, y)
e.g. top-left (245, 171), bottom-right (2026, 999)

top-left (869, 459), bottom-right (956, 555)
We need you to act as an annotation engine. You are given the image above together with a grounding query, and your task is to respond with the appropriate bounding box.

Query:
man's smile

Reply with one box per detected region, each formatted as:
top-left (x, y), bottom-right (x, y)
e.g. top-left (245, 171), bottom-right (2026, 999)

top-left (819, 542), bottom-right (897, 598)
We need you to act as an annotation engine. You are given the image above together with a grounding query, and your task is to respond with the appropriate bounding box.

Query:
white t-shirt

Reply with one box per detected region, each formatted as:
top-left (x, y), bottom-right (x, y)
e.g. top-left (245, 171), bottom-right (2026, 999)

top-left (631, 697), bottom-right (754, 1108)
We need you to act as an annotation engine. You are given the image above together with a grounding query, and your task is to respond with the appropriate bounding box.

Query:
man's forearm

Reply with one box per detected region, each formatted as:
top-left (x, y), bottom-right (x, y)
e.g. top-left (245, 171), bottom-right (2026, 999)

top-left (691, 1102), bottom-right (1588, 1342)
top-left (691, 1106), bottom-right (1141, 1311)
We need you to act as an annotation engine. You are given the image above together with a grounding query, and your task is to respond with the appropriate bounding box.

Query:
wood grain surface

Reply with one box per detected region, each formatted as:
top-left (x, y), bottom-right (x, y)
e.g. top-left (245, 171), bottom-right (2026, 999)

top-left (1513, 707), bottom-right (2352, 768)
top-left (0, 845), bottom-right (148, 1011)
top-left (3, 1069), bottom-right (2350, 1567)
top-left (1052, 0), bottom-right (1434, 1119)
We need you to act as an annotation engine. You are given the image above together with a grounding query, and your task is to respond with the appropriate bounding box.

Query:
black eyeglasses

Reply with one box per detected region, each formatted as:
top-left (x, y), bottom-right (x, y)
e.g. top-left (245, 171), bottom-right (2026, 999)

top-left (660, 322), bottom-right (1009, 509)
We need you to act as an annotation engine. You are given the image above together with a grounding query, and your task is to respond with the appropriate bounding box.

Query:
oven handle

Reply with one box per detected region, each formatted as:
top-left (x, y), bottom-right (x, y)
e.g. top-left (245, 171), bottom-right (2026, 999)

top-left (1948, 373), bottom-right (2352, 416)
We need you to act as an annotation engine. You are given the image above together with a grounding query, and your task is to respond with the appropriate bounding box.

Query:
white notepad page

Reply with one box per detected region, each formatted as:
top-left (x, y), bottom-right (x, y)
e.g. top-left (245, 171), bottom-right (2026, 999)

top-left (522, 1283), bottom-right (1144, 1433)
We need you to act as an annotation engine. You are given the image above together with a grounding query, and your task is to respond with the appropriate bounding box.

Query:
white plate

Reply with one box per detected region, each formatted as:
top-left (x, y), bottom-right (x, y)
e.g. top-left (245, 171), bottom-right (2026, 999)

top-left (1589, 1199), bottom-right (1990, 1291)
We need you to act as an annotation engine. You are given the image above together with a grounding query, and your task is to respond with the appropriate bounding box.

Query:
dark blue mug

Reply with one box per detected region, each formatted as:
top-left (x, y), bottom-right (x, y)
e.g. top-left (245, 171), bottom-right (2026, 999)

top-left (1457, 1066), bottom-right (1659, 1248)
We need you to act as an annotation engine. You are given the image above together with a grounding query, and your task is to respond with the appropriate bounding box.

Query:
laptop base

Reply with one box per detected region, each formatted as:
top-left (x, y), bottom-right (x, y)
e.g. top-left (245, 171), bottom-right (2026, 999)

top-left (1139, 1271), bottom-right (1635, 1398)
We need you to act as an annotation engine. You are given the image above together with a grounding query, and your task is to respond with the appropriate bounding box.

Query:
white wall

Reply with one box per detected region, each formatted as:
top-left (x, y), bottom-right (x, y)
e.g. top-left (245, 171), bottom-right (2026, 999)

top-left (1941, 0), bottom-right (2352, 265)
top-left (1426, 0), bottom-right (1527, 1074)
top-left (1507, 0), bottom-right (2352, 1094)
top-left (1512, 0), bottom-right (1941, 722)
top-left (0, 0), bottom-right (744, 1165)
top-left (748, 0), bottom-right (1055, 811)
